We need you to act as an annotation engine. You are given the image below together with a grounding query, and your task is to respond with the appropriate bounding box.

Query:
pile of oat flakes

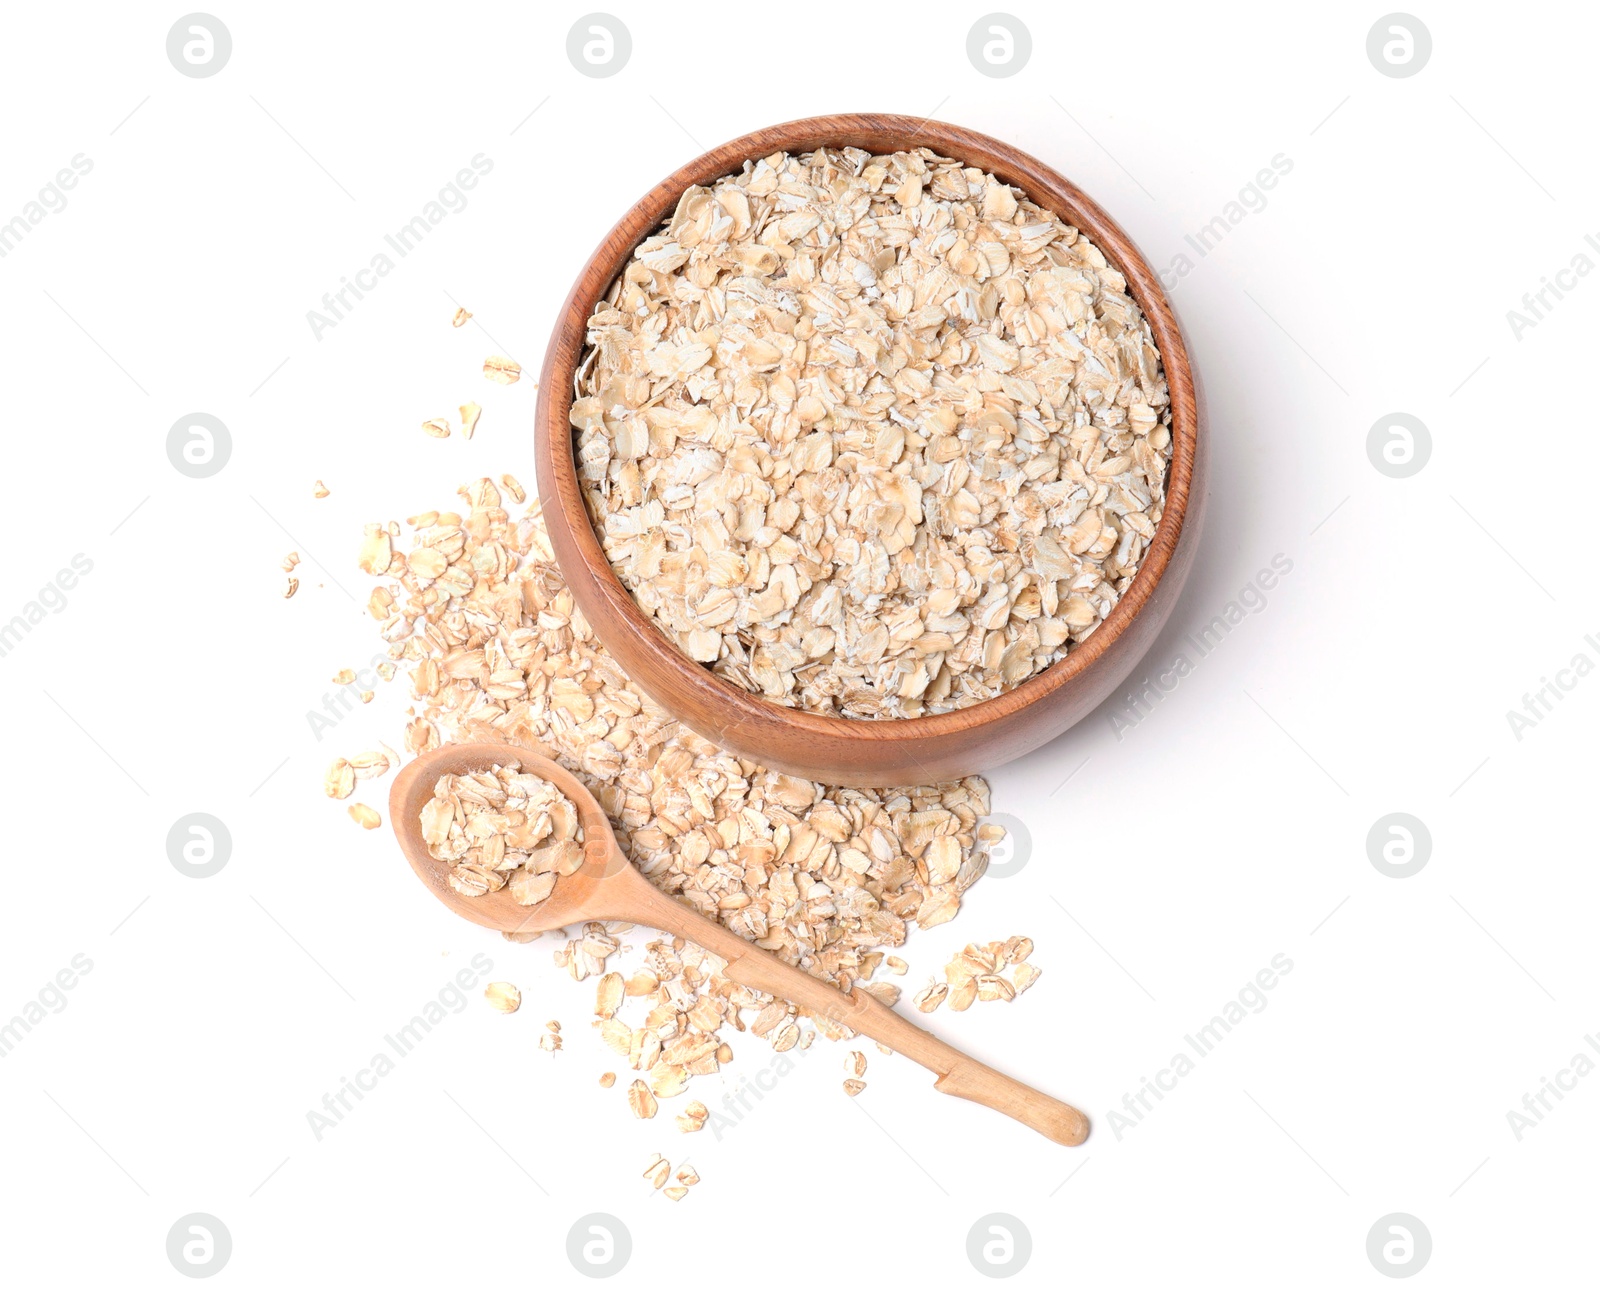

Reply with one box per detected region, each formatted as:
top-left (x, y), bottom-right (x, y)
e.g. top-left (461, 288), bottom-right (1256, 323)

top-left (345, 475), bottom-right (1037, 1128)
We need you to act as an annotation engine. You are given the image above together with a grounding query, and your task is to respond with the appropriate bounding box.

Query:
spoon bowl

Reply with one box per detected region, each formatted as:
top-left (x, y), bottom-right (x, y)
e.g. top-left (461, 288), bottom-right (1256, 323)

top-left (390, 740), bottom-right (1091, 1147)
top-left (389, 740), bottom-right (633, 936)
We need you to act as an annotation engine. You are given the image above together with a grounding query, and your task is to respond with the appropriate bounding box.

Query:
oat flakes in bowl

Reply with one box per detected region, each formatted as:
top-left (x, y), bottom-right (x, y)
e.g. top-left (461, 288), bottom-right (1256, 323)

top-left (537, 114), bottom-right (1204, 785)
top-left (574, 146), bottom-right (1171, 720)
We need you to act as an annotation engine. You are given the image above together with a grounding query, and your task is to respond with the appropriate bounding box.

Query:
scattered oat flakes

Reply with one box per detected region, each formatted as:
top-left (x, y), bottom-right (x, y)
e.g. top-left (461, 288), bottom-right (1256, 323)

top-left (842, 1078), bottom-right (866, 1097)
top-left (460, 401), bottom-right (481, 440)
top-left (483, 355), bottom-right (521, 384)
top-left (676, 1100), bottom-right (708, 1133)
top-left (500, 473), bottom-right (525, 504)
top-left (599, 1071), bottom-right (616, 1088)
top-left (597, 1016), bottom-right (631, 1059)
top-left (914, 937), bottom-right (1043, 1012)
top-left (313, 480), bottom-right (330, 498)
top-left (640, 1157), bottom-right (699, 1200)
top-left (357, 524), bottom-right (392, 575)
top-left (650, 1061), bottom-right (689, 1097)
top-left (282, 552), bottom-right (300, 573)
top-left (332, 668), bottom-right (355, 685)
top-left (847, 1050), bottom-right (867, 1077)
top-left (484, 981), bottom-right (522, 1013)
top-left (863, 981), bottom-right (900, 1007)
top-left (977, 974), bottom-right (1014, 1002)
top-left (348, 803), bottom-right (380, 830)
top-left (452, 307), bottom-right (472, 327)
top-left (283, 577), bottom-right (299, 599)
top-left (323, 759), bottom-right (355, 800)
top-left (349, 749), bottom-right (393, 780)
top-left (422, 418), bottom-right (452, 439)
top-left (627, 1079), bottom-right (658, 1118)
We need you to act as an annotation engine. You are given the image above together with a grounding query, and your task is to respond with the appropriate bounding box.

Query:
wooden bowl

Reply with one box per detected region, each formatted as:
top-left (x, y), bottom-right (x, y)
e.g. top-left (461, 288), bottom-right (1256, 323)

top-left (535, 113), bottom-right (1206, 787)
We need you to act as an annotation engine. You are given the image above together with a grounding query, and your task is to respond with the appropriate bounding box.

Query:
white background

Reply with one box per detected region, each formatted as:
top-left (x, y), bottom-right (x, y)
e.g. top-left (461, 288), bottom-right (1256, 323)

top-left (2, 1), bottom-right (1594, 1287)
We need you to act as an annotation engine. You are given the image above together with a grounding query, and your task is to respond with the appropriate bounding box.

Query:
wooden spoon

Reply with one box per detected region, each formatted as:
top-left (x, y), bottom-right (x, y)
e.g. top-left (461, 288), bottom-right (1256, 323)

top-left (390, 741), bottom-right (1089, 1147)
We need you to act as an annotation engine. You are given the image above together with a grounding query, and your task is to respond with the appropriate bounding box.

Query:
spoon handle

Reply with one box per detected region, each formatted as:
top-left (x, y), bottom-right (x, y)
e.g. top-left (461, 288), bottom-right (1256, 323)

top-left (618, 875), bottom-right (1089, 1147)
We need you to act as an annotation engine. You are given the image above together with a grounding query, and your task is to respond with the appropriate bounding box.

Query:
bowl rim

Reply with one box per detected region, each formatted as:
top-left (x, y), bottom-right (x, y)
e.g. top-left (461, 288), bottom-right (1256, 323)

top-left (536, 111), bottom-right (1199, 745)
